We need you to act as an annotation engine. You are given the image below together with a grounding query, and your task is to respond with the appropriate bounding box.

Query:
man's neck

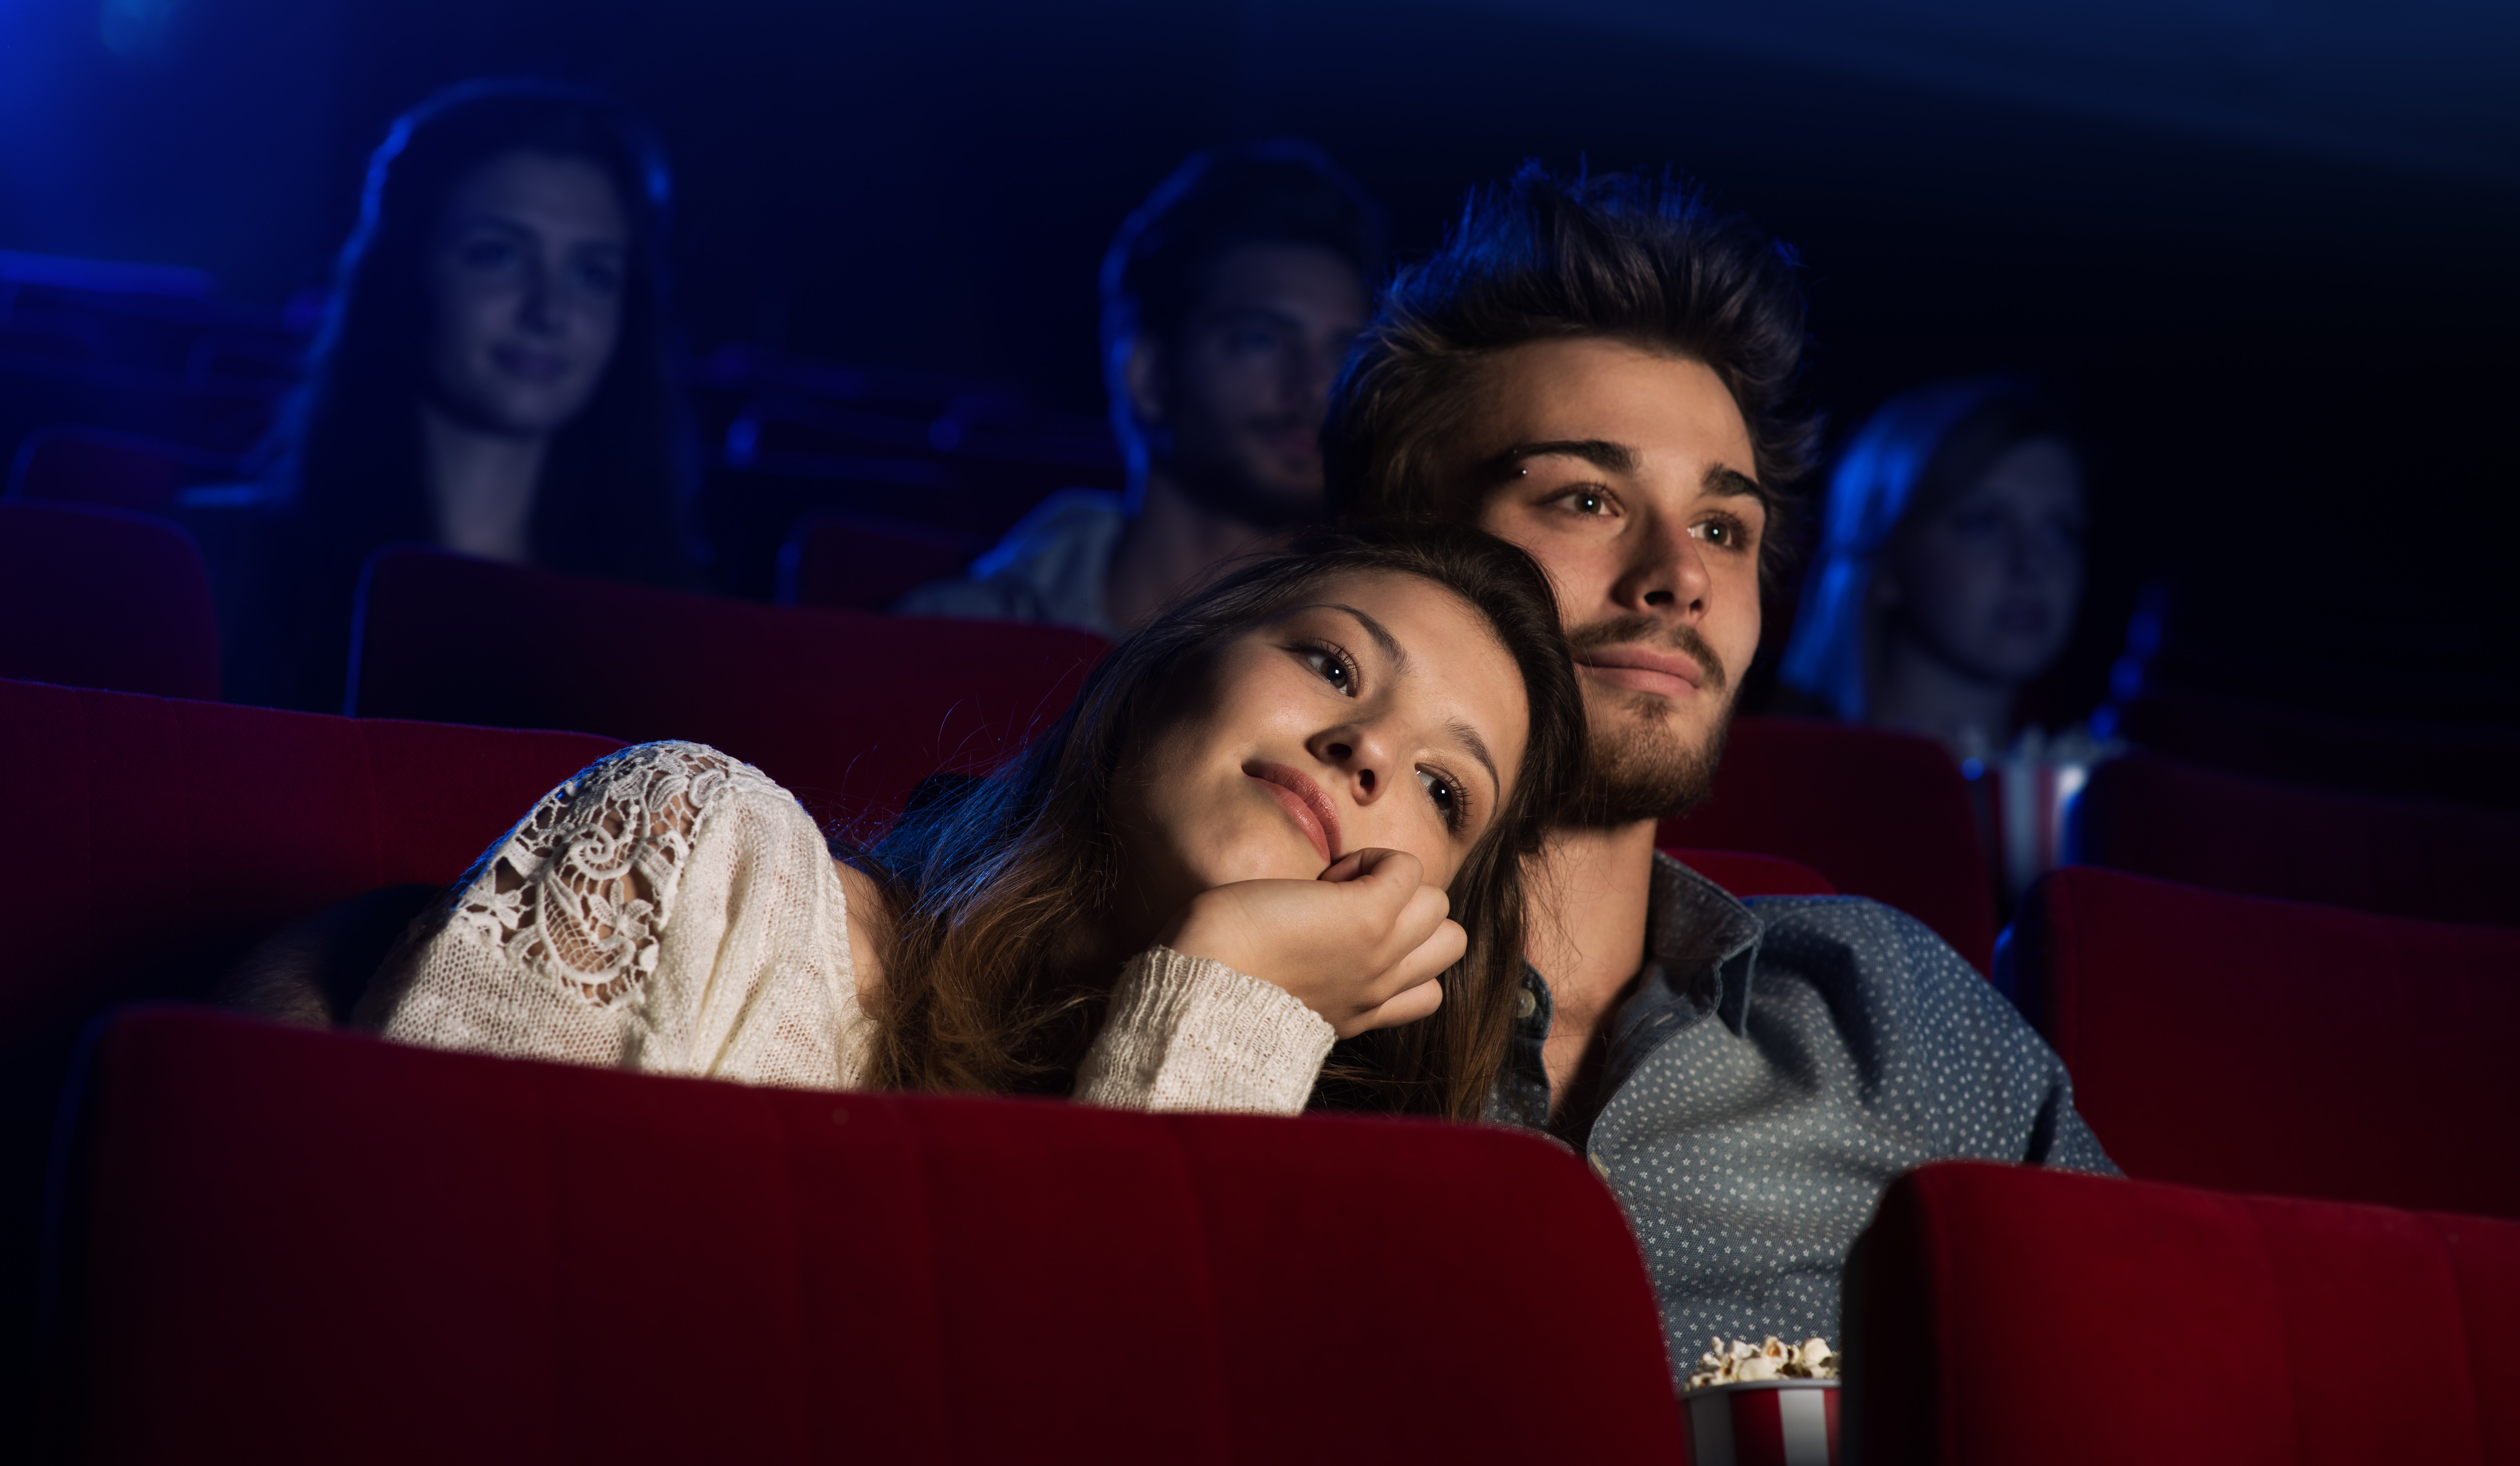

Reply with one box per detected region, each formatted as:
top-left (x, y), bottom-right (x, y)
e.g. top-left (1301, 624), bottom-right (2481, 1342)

top-left (1101, 467), bottom-right (1292, 632)
top-left (1871, 632), bottom-right (2017, 754)
top-left (1526, 817), bottom-right (1661, 1115)
top-left (420, 404), bottom-right (547, 566)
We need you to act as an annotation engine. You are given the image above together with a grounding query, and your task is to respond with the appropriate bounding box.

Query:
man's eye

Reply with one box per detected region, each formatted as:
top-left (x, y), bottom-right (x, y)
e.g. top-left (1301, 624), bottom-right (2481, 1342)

top-left (573, 259), bottom-right (623, 296)
top-left (460, 240), bottom-right (517, 271)
top-left (1693, 515), bottom-right (1754, 552)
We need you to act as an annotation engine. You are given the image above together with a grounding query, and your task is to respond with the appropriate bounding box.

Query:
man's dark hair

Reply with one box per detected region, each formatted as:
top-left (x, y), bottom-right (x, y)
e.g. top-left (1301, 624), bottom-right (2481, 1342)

top-left (1099, 140), bottom-right (1385, 444)
top-left (1324, 164), bottom-right (1818, 587)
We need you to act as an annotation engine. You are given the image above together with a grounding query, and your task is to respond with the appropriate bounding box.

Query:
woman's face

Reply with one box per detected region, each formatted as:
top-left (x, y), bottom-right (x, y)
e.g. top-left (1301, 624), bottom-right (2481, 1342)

top-left (425, 149), bottom-right (630, 437)
top-left (1113, 569), bottom-right (1533, 929)
top-left (1881, 436), bottom-right (2086, 686)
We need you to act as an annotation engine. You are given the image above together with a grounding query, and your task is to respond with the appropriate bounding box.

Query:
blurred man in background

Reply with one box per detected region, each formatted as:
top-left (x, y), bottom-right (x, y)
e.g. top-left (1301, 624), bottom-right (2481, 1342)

top-left (897, 141), bottom-right (1380, 634)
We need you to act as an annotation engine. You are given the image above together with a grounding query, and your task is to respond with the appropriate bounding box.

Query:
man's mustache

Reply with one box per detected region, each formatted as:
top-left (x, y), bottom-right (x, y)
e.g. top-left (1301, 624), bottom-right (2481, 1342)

top-left (1566, 614), bottom-right (1729, 693)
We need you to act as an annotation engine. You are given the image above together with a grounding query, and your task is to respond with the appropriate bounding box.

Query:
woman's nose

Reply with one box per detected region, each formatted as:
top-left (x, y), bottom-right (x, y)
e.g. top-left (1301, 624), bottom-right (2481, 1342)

top-left (1310, 722), bottom-right (1394, 804)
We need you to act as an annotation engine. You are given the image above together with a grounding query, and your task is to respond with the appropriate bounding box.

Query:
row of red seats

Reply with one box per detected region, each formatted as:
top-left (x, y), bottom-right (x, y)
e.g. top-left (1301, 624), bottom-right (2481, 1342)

top-left (11, 496), bottom-right (2518, 957)
top-left (43, 1010), bottom-right (2520, 1463)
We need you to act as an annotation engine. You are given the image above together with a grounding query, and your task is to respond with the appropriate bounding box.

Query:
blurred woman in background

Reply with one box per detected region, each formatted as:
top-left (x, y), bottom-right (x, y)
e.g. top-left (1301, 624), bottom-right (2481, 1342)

top-left (1776, 378), bottom-right (2105, 901)
top-left (199, 78), bottom-right (695, 711)
top-left (1778, 378), bottom-right (2087, 758)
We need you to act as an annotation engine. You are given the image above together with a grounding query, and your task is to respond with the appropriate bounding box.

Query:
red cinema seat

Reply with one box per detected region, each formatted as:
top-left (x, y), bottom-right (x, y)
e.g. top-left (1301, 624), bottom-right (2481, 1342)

top-left (1658, 717), bottom-right (1996, 971)
top-left (0, 675), bottom-right (622, 1405)
top-left (1661, 848), bottom-right (1838, 899)
top-left (2073, 751), bottom-right (2520, 927)
top-left (2008, 865), bottom-right (2520, 1217)
top-left (55, 1008), bottom-right (1686, 1465)
top-left (0, 676), bottom-right (621, 1054)
top-left (776, 507), bottom-right (983, 611)
top-left (1849, 1161), bottom-right (2520, 1466)
top-left (6, 423), bottom-right (242, 513)
top-left (0, 500), bottom-right (220, 700)
top-left (351, 548), bottom-right (1110, 830)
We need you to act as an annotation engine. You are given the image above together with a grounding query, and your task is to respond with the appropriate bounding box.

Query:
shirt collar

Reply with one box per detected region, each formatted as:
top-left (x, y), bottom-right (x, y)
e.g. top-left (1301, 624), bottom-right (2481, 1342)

top-left (1644, 850), bottom-right (1767, 1037)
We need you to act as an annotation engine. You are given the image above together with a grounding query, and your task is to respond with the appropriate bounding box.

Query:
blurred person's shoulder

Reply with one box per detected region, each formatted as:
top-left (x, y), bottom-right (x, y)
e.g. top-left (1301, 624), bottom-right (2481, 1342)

top-left (892, 488), bottom-right (1126, 635)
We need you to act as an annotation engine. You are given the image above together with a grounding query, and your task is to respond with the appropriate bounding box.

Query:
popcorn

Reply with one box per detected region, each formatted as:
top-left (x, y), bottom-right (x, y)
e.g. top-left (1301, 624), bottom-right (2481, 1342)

top-left (1684, 1336), bottom-right (1839, 1392)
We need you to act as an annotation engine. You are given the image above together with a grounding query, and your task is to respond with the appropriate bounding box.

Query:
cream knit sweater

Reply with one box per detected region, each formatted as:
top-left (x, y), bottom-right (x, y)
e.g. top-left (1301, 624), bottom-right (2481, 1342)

top-left (364, 741), bottom-right (1336, 1113)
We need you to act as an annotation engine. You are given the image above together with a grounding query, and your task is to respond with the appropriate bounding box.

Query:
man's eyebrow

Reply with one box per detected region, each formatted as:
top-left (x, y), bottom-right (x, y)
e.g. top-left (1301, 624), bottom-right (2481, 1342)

top-left (1481, 439), bottom-right (1637, 484)
top-left (1198, 302), bottom-right (1305, 330)
top-left (1445, 717), bottom-right (1502, 802)
top-left (1703, 463), bottom-right (1763, 498)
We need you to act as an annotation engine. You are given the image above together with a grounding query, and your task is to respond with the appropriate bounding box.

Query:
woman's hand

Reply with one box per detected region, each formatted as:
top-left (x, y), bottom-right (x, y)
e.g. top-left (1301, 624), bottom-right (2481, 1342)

top-left (1159, 848), bottom-right (1464, 1038)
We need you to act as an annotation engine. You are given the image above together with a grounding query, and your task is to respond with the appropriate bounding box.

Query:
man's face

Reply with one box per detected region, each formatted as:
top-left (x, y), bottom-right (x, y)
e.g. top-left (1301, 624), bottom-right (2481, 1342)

top-left (1131, 242), bottom-right (1368, 527)
top-left (1465, 338), bottom-right (1765, 826)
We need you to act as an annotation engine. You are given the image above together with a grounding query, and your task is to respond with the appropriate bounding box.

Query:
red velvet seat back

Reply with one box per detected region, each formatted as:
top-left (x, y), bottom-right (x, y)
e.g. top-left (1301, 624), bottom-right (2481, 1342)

top-left (2010, 866), bottom-right (2520, 1217)
top-left (0, 677), bottom-right (624, 1422)
top-left (0, 501), bottom-right (220, 701)
top-left (1851, 1161), bottom-right (2520, 1466)
top-left (778, 508), bottom-right (984, 610)
top-left (1657, 716), bottom-right (1995, 971)
top-left (1661, 849), bottom-right (1838, 899)
top-left (351, 548), bottom-right (1110, 830)
top-left (2074, 751), bottom-right (2520, 926)
top-left (63, 1009), bottom-right (1686, 1465)
top-left (0, 676), bottom-right (621, 1051)
top-left (6, 424), bottom-right (240, 513)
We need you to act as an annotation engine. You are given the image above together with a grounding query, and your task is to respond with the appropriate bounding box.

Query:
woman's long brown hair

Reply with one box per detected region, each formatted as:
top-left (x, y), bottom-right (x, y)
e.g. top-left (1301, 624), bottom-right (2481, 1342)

top-left (853, 523), bottom-right (1586, 1119)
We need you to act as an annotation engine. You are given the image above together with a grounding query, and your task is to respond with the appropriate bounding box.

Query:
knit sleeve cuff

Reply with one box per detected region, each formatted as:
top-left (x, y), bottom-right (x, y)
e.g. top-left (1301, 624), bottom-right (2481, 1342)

top-left (1072, 945), bottom-right (1338, 1115)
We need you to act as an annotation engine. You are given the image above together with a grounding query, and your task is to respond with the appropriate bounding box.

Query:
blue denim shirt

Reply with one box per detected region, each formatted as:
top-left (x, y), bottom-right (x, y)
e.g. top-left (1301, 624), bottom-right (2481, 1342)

top-left (1492, 853), bottom-right (2115, 1381)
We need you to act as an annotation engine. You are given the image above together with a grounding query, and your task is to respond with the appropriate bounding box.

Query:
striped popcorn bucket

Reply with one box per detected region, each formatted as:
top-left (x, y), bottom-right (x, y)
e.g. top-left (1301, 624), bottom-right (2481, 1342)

top-left (1681, 1379), bottom-right (1839, 1466)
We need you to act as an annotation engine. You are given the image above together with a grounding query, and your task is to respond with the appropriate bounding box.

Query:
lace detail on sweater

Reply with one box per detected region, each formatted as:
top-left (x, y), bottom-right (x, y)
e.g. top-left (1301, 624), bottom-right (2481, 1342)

top-left (446, 742), bottom-right (762, 1010)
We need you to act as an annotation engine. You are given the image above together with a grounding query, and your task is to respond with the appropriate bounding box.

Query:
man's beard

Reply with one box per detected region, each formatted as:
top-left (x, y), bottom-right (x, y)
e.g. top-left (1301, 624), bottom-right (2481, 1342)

top-left (1566, 614), bottom-right (1736, 828)
top-left (1160, 415), bottom-right (1323, 531)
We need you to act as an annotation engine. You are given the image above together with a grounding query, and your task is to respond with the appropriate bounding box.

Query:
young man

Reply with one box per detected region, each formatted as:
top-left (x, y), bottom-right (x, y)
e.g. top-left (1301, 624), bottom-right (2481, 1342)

top-left (898, 142), bottom-right (1379, 635)
top-left (1325, 166), bottom-right (2114, 1375)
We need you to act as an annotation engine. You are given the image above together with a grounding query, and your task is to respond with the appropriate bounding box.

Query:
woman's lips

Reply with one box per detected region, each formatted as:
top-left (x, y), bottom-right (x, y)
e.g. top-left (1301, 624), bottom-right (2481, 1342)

top-left (1576, 645), bottom-right (1707, 699)
top-left (1246, 762), bottom-right (1341, 864)
top-left (492, 345), bottom-right (569, 383)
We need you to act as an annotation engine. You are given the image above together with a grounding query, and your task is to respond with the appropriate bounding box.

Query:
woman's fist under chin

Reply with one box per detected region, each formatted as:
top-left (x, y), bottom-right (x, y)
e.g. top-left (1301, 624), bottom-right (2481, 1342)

top-left (1159, 847), bottom-right (1462, 1038)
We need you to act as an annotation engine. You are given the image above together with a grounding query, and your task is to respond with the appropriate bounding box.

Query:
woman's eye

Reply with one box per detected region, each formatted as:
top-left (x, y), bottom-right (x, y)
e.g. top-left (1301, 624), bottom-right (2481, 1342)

top-left (1565, 490), bottom-right (1610, 515)
top-left (1417, 769), bottom-right (1464, 829)
top-left (1302, 647), bottom-right (1355, 694)
top-left (573, 259), bottom-right (623, 296)
top-left (460, 239), bottom-right (517, 271)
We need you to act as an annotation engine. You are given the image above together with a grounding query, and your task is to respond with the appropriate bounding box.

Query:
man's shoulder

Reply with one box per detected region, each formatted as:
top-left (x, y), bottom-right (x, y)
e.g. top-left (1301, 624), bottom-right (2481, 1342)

top-left (967, 489), bottom-right (1127, 577)
top-left (890, 489), bottom-right (1125, 631)
top-left (1744, 892), bottom-right (1979, 982)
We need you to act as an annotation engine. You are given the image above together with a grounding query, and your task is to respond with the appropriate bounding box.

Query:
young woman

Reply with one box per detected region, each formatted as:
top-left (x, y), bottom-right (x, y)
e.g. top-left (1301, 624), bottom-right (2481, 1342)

top-left (360, 526), bottom-right (1588, 1117)
top-left (200, 78), bottom-right (695, 712)
top-left (1777, 378), bottom-right (2088, 758)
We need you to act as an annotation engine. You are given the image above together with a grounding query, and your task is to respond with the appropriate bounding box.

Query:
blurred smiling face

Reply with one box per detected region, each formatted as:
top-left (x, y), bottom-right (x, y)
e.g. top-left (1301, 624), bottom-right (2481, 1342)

top-left (1110, 568), bottom-right (1530, 929)
top-left (1138, 242), bottom-right (1369, 526)
top-left (426, 149), bottom-right (630, 436)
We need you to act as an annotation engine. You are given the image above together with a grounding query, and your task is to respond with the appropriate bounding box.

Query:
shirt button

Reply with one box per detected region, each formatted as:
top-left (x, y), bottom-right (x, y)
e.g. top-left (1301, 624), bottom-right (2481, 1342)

top-left (1516, 989), bottom-right (1538, 1019)
top-left (1589, 1154), bottom-right (1611, 1181)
